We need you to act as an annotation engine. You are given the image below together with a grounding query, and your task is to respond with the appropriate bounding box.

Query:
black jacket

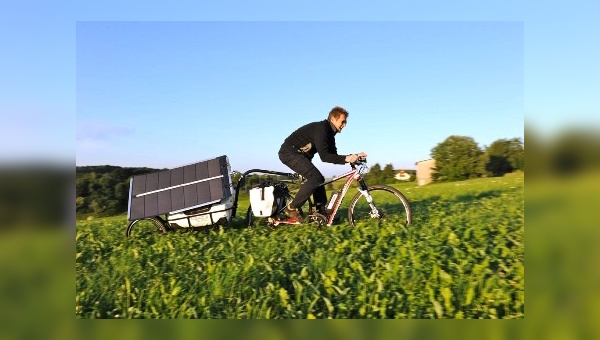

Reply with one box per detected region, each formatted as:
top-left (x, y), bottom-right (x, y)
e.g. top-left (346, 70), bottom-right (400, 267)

top-left (280, 119), bottom-right (346, 165)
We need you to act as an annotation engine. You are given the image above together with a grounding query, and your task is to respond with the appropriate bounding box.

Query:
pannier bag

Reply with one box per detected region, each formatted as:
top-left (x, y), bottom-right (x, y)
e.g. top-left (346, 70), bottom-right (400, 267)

top-left (249, 182), bottom-right (289, 217)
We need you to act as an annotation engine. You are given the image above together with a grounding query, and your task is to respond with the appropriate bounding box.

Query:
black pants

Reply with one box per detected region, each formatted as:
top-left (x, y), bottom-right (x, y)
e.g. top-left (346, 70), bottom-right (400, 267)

top-left (278, 148), bottom-right (327, 210)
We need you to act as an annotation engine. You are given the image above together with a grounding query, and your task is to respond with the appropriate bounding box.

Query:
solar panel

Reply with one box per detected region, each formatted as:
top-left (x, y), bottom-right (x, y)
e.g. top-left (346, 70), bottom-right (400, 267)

top-left (127, 155), bottom-right (232, 220)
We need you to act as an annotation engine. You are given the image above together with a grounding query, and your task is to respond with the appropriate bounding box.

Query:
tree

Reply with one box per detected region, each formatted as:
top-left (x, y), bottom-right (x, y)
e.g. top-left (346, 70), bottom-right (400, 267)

top-left (485, 138), bottom-right (524, 176)
top-left (231, 171), bottom-right (242, 186)
top-left (431, 135), bottom-right (485, 182)
top-left (76, 177), bottom-right (90, 197)
top-left (113, 182), bottom-right (130, 213)
top-left (76, 196), bottom-right (86, 211)
top-left (368, 163), bottom-right (383, 185)
top-left (76, 165), bottom-right (161, 217)
top-left (549, 128), bottom-right (600, 175)
top-left (382, 164), bottom-right (396, 184)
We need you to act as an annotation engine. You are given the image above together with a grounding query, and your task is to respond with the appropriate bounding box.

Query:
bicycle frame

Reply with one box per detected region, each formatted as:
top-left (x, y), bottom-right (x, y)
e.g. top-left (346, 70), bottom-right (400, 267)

top-left (310, 161), bottom-right (370, 226)
top-left (234, 160), bottom-right (376, 227)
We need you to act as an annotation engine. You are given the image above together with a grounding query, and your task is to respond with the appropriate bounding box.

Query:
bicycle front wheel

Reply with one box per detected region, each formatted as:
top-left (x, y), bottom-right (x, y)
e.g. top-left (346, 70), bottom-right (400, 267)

top-left (348, 185), bottom-right (412, 228)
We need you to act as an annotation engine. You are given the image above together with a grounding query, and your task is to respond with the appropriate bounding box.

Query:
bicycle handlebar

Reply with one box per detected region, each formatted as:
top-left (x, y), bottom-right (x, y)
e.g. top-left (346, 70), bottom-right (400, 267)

top-left (350, 157), bottom-right (367, 168)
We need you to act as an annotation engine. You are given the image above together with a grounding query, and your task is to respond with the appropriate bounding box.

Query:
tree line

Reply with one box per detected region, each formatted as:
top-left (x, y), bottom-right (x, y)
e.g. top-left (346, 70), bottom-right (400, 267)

top-left (76, 165), bottom-right (162, 216)
top-left (352, 136), bottom-right (525, 186)
top-left (431, 136), bottom-right (524, 182)
top-left (361, 163), bottom-right (415, 186)
top-left (75, 136), bottom-right (522, 217)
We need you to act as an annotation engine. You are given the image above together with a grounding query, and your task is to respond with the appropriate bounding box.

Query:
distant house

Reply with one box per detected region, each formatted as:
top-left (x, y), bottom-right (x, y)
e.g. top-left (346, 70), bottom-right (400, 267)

top-left (415, 159), bottom-right (436, 186)
top-left (394, 169), bottom-right (415, 181)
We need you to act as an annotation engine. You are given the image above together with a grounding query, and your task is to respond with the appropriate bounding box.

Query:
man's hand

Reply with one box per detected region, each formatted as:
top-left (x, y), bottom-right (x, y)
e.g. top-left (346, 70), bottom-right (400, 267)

top-left (345, 152), bottom-right (367, 163)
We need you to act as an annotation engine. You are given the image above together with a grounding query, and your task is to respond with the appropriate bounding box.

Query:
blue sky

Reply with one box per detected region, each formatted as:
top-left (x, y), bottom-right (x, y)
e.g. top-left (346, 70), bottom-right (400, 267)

top-left (76, 21), bottom-right (522, 175)
top-left (2, 1), bottom-right (599, 177)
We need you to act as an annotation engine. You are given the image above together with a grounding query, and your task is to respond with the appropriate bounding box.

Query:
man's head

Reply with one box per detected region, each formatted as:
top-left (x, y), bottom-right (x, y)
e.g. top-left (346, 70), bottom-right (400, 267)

top-left (328, 106), bottom-right (349, 133)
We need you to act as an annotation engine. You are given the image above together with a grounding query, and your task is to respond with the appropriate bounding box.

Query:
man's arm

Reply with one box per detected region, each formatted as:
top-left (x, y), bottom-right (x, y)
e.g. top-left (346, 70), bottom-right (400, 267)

top-left (315, 124), bottom-right (347, 165)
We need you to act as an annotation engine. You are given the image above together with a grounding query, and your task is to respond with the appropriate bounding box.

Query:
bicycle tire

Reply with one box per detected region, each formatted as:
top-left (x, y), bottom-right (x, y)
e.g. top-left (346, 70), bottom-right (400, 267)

top-left (348, 185), bottom-right (412, 227)
top-left (125, 216), bottom-right (168, 237)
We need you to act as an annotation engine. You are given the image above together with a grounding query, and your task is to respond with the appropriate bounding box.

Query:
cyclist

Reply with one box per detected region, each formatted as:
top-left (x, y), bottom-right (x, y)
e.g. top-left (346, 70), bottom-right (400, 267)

top-left (278, 106), bottom-right (367, 223)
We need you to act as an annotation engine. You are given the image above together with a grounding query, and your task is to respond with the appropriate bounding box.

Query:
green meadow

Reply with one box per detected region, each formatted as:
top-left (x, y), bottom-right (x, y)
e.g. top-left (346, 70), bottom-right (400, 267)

top-left (76, 172), bottom-right (524, 319)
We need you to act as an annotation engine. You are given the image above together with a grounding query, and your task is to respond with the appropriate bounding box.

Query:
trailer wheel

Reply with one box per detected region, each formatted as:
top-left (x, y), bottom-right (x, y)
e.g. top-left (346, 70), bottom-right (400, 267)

top-left (126, 216), bottom-right (168, 237)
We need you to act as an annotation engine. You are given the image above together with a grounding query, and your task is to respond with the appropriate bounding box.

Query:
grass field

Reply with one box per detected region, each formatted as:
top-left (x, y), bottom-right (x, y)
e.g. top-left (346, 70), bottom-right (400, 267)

top-left (75, 172), bottom-right (524, 319)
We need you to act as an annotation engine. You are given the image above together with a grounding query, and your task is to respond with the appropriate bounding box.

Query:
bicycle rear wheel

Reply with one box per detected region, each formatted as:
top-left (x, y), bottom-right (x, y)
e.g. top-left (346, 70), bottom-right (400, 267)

top-left (348, 185), bottom-right (412, 228)
top-left (125, 216), bottom-right (168, 237)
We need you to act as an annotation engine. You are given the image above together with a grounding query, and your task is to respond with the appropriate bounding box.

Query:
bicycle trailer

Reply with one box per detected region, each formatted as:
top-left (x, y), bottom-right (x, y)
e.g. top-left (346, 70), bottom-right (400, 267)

top-left (127, 155), bottom-right (234, 228)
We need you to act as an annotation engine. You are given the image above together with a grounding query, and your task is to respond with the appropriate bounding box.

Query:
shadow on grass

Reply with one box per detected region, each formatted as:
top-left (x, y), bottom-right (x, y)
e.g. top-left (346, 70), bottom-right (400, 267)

top-left (453, 189), bottom-right (507, 203)
top-left (408, 189), bottom-right (509, 221)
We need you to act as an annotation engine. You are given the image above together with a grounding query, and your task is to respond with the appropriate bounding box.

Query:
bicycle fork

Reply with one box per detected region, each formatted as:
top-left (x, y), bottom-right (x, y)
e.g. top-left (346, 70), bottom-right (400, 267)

top-left (357, 188), bottom-right (381, 219)
top-left (356, 175), bottom-right (382, 219)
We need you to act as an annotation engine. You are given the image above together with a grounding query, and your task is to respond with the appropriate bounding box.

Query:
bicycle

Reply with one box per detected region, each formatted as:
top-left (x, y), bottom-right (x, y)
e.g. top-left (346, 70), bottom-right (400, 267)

top-left (241, 157), bottom-right (412, 228)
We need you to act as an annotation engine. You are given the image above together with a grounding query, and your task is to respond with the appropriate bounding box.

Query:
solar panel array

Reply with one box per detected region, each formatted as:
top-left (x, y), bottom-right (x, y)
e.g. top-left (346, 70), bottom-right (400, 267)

top-left (127, 155), bottom-right (232, 220)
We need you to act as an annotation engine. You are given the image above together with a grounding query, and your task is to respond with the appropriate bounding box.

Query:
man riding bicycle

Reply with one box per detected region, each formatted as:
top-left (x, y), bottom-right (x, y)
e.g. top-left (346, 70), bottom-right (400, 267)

top-left (278, 106), bottom-right (367, 223)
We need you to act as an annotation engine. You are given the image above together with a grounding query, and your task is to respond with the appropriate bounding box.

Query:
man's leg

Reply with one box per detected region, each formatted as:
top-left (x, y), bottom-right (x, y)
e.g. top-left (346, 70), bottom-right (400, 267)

top-left (312, 186), bottom-right (327, 213)
top-left (290, 163), bottom-right (325, 209)
top-left (279, 152), bottom-right (324, 210)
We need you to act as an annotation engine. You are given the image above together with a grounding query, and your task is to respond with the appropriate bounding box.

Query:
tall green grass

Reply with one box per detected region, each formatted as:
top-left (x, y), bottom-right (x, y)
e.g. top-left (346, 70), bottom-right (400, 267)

top-left (76, 173), bottom-right (523, 318)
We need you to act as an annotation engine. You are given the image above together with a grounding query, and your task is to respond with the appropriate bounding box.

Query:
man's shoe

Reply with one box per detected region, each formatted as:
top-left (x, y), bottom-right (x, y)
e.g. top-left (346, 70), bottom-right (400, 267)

top-left (285, 205), bottom-right (304, 223)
